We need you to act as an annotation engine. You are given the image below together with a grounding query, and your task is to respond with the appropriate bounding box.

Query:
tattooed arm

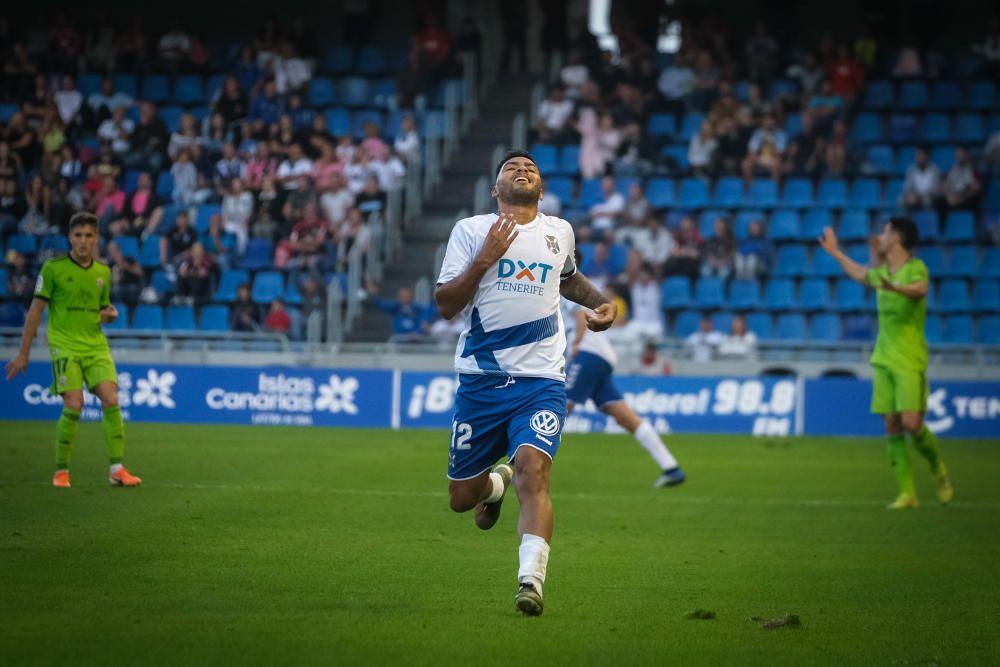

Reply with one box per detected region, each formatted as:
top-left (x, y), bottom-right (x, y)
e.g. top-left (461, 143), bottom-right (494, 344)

top-left (560, 272), bottom-right (617, 331)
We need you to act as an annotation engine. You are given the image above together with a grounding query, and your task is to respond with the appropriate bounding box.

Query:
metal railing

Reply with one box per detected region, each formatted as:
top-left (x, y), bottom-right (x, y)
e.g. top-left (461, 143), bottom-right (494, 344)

top-left (511, 112), bottom-right (527, 151)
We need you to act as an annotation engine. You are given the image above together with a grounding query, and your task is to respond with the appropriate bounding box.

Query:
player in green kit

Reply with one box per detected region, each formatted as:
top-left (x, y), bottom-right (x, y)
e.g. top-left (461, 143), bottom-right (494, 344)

top-left (5, 212), bottom-right (142, 488)
top-left (819, 217), bottom-right (952, 509)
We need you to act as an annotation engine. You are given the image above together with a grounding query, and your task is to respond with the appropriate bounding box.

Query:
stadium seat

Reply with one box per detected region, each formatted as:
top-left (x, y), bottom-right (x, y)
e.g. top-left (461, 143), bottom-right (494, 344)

top-left (645, 178), bottom-right (675, 208)
top-left (924, 315), bottom-right (943, 345)
top-left (781, 178), bottom-right (813, 208)
top-left (283, 280), bottom-right (303, 306)
top-left (123, 168), bottom-right (143, 194)
top-left (943, 211), bottom-right (975, 243)
top-left (199, 305), bottom-right (231, 331)
top-left (680, 113), bottom-right (704, 141)
top-left (39, 235), bottom-right (69, 254)
top-left (557, 145), bottom-right (581, 175)
top-left (728, 280), bottom-right (761, 310)
top-left (810, 313), bottom-right (841, 341)
top-left (351, 109), bottom-right (384, 139)
top-left (165, 305), bottom-right (197, 330)
top-left (679, 178), bottom-right (710, 209)
top-left (937, 279), bottom-right (971, 313)
top-left (205, 75), bottom-right (225, 100)
top-left (865, 144), bottom-right (894, 175)
top-left (967, 80), bottom-right (995, 110)
top-left (138, 236), bottom-right (161, 269)
top-left (920, 113), bottom-right (951, 143)
top-left (851, 113), bottom-right (882, 144)
top-left (308, 77), bottom-right (337, 106)
top-left (323, 46), bottom-right (354, 74)
top-left (863, 80), bottom-right (894, 110)
top-left (768, 209), bottom-right (800, 241)
top-left (159, 105), bottom-right (184, 134)
top-left (784, 112), bottom-right (802, 138)
top-left (811, 248), bottom-right (843, 278)
top-left (929, 81), bottom-right (961, 110)
top-left (0, 103), bottom-right (19, 124)
top-left (0, 268), bottom-right (7, 296)
top-left (973, 281), bottom-right (1000, 312)
top-left (213, 269), bottom-right (249, 302)
top-left (801, 210), bottom-right (833, 240)
top-left (798, 279), bottom-right (829, 311)
top-left (530, 144), bottom-right (558, 174)
top-left (8, 234), bottom-right (38, 255)
top-left (977, 315), bottom-right (1000, 344)
top-left (768, 78), bottom-right (797, 100)
top-left (698, 210), bottom-right (726, 237)
top-left (356, 47), bottom-right (386, 75)
top-left (77, 73), bottom-right (103, 97)
top-left (111, 235), bottom-right (140, 260)
top-left (339, 78), bottom-right (371, 107)
top-left (432, 79), bottom-right (465, 108)
top-left (894, 145), bottom-right (917, 175)
top-left (252, 271), bottom-right (284, 303)
top-left (239, 239), bottom-right (274, 271)
top-left (882, 178), bottom-right (904, 209)
top-left (371, 79), bottom-right (397, 109)
top-left (774, 313), bottom-right (806, 340)
top-left (578, 178), bottom-right (603, 207)
top-left (918, 246), bottom-right (945, 276)
top-left (839, 210), bottom-right (870, 241)
top-left (156, 171), bottom-right (174, 200)
top-left (193, 204), bottom-right (220, 232)
top-left (899, 81), bottom-right (929, 110)
top-left (983, 248), bottom-right (1000, 279)
top-left (773, 245), bottom-right (808, 278)
top-left (913, 209), bottom-right (940, 241)
top-left (746, 312), bottom-right (773, 339)
top-left (545, 176), bottom-right (573, 203)
top-left (817, 178), bottom-right (849, 208)
top-left (646, 113), bottom-right (677, 138)
top-left (930, 145), bottom-right (955, 172)
top-left (140, 74), bottom-right (169, 102)
top-left (954, 113), bottom-right (986, 144)
top-left (849, 179), bottom-right (881, 209)
top-left (733, 210), bottom-right (764, 239)
top-left (833, 279), bottom-right (865, 311)
top-left (747, 179), bottom-right (778, 208)
top-left (324, 108), bottom-right (351, 136)
top-left (660, 144), bottom-right (689, 172)
top-left (711, 312), bottom-right (734, 334)
top-left (712, 177), bottom-right (744, 208)
top-left (763, 279), bottom-right (796, 310)
top-left (943, 315), bottom-right (973, 344)
top-left (672, 310), bottom-right (702, 337)
top-left (131, 305), bottom-right (163, 330)
top-left (887, 114), bottom-right (919, 143)
top-left (606, 244), bottom-right (629, 275)
top-left (694, 277), bottom-right (725, 309)
top-left (103, 303), bottom-right (129, 331)
top-left (150, 269), bottom-right (173, 297)
top-left (943, 246), bottom-right (977, 278)
top-left (173, 75), bottom-right (204, 105)
top-left (111, 73), bottom-right (138, 97)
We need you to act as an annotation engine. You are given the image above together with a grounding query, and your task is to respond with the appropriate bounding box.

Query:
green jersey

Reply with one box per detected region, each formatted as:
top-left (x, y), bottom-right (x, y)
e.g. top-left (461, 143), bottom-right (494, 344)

top-left (866, 258), bottom-right (928, 373)
top-left (34, 256), bottom-right (112, 357)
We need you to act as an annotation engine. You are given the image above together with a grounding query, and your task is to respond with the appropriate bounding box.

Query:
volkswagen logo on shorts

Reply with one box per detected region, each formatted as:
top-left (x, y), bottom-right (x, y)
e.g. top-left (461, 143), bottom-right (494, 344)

top-left (530, 410), bottom-right (560, 437)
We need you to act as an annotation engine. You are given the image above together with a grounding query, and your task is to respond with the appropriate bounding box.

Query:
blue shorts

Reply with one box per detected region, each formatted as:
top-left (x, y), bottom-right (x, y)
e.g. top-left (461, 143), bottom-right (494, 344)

top-left (448, 374), bottom-right (566, 480)
top-left (565, 351), bottom-right (624, 408)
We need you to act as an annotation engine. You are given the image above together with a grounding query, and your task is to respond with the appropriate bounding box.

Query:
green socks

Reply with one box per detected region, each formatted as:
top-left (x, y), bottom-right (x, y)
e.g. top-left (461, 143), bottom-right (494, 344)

top-left (56, 408), bottom-right (81, 469)
top-left (102, 405), bottom-right (125, 464)
top-left (911, 426), bottom-right (944, 475)
top-left (886, 433), bottom-right (916, 497)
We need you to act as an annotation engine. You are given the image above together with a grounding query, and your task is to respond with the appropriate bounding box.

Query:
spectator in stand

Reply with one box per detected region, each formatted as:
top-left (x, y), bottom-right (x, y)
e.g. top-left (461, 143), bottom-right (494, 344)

top-left (745, 22), bottom-right (779, 82)
top-left (248, 79), bottom-right (284, 135)
top-left (560, 49), bottom-right (589, 100)
top-left (170, 148), bottom-right (199, 206)
top-left (214, 143), bottom-right (246, 187)
top-left (320, 173), bottom-right (355, 231)
top-left (581, 111), bottom-right (622, 179)
top-left (300, 275), bottom-right (327, 328)
top-left (985, 127), bottom-right (1000, 167)
top-left (160, 210), bottom-right (197, 267)
top-left (3, 42), bottom-right (37, 102)
top-left (412, 14), bottom-right (452, 73)
top-left (1, 179), bottom-right (28, 237)
top-left (901, 147), bottom-right (942, 211)
top-left (823, 119), bottom-right (853, 176)
top-left (254, 176), bottom-right (282, 239)
top-left (303, 114), bottom-right (334, 157)
top-left (234, 46), bottom-right (262, 93)
top-left (0, 141), bottom-right (25, 185)
top-left (702, 217), bottom-right (737, 279)
top-left (6, 251), bottom-right (34, 305)
top-left (690, 50), bottom-right (721, 111)
top-left (589, 175), bottom-right (625, 239)
top-left (714, 117), bottom-right (745, 176)
top-left (92, 174), bottom-right (125, 225)
top-left (735, 219), bottom-right (771, 279)
top-left (688, 119), bottom-right (718, 178)
top-left (355, 176), bottom-right (387, 218)
top-left (685, 316), bottom-right (723, 362)
top-left (371, 285), bottom-right (431, 342)
top-left (221, 178), bottom-right (254, 254)
top-left (87, 76), bottom-right (134, 120)
top-left (106, 240), bottom-right (144, 307)
top-left (396, 49), bottom-right (432, 110)
top-left (113, 172), bottom-right (164, 238)
top-left (231, 284), bottom-right (260, 332)
top-left (127, 102), bottom-right (169, 173)
top-left (335, 207), bottom-right (372, 271)
top-left (264, 298), bottom-right (292, 335)
top-left (283, 174), bottom-right (318, 224)
top-left (246, 142), bottom-right (278, 190)
top-left (39, 112), bottom-right (66, 156)
top-left (826, 44), bottom-right (864, 103)
top-left (176, 242), bottom-right (219, 306)
top-left (97, 106), bottom-right (134, 155)
top-left (535, 85), bottom-right (576, 143)
top-left (311, 142), bottom-right (344, 192)
top-left (742, 114), bottom-right (787, 182)
top-left (277, 143), bottom-right (313, 191)
top-left (621, 182), bottom-right (651, 229)
top-left (537, 178), bottom-right (562, 217)
top-left (620, 263), bottom-right (664, 341)
top-left (394, 114), bottom-right (421, 166)
top-left (277, 203), bottom-right (328, 270)
top-left (807, 79), bottom-right (844, 130)
top-left (786, 52), bottom-right (825, 97)
top-left (272, 42), bottom-right (311, 95)
top-left (657, 52), bottom-right (694, 114)
top-left (370, 147), bottom-right (406, 193)
top-left (635, 341), bottom-right (671, 376)
top-left (271, 115), bottom-right (299, 160)
top-left (943, 147), bottom-right (982, 211)
top-left (627, 216), bottom-right (675, 271)
top-left (717, 315), bottom-right (758, 360)
top-left (664, 216), bottom-right (703, 279)
top-left (158, 23), bottom-right (191, 72)
top-left (891, 47), bottom-right (923, 79)
top-left (360, 121), bottom-right (390, 162)
top-left (53, 75), bottom-right (83, 129)
top-left (973, 19), bottom-right (1000, 78)
top-left (213, 76), bottom-right (248, 128)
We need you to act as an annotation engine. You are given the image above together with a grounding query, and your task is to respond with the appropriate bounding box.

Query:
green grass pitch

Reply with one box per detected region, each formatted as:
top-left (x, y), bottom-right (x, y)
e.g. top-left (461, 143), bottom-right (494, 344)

top-left (2, 421), bottom-right (999, 666)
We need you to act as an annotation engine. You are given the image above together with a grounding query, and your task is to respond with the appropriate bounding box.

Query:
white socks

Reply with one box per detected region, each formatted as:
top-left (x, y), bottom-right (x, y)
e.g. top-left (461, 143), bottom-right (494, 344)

top-left (518, 533), bottom-right (550, 596)
top-left (483, 472), bottom-right (505, 504)
top-left (109, 463), bottom-right (123, 474)
top-left (635, 420), bottom-right (678, 471)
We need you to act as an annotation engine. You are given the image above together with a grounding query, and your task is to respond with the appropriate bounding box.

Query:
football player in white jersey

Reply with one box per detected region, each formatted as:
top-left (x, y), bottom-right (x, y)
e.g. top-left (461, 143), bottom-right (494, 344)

top-left (435, 150), bottom-right (616, 616)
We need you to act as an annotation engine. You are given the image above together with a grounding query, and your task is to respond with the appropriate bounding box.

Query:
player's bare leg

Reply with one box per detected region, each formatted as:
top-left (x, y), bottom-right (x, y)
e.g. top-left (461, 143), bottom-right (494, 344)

top-left (94, 381), bottom-right (141, 487)
top-left (602, 401), bottom-right (686, 487)
top-left (447, 464), bottom-right (514, 530)
top-left (53, 390), bottom-right (84, 488)
top-left (901, 411), bottom-right (952, 504)
top-left (884, 414), bottom-right (918, 509)
top-left (512, 446), bottom-right (552, 616)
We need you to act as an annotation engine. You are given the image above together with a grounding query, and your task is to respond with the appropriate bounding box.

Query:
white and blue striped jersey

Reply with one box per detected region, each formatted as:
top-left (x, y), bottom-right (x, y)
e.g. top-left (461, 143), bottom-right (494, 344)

top-left (437, 213), bottom-right (577, 381)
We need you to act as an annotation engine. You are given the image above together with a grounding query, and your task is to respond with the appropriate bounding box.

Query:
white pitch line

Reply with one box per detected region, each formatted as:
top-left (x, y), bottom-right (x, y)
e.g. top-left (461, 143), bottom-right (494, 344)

top-left (2, 481), bottom-right (1000, 509)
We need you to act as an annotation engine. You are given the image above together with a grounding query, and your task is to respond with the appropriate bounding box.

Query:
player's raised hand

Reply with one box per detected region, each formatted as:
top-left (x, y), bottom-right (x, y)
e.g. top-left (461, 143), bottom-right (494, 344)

top-left (585, 302), bottom-right (618, 332)
top-left (477, 214), bottom-right (519, 265)
top-left (100, 304), bottom-right (119, 324)
top-left (817, 227), bottom-right (841, 255)
top-left (5, 353), bottom-right (28, 381)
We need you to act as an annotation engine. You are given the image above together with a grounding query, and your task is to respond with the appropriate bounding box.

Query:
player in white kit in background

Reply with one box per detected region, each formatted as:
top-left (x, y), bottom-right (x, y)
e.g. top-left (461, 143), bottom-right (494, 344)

top-left (435, 151), bottom-right (616, 616)
top-left (563, 260), bottom-right (686, 487)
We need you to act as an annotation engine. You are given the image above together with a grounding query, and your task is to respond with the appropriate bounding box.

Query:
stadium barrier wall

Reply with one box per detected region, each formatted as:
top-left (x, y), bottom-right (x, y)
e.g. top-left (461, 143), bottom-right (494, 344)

top-left (2, 363), bottom-right (998, 438)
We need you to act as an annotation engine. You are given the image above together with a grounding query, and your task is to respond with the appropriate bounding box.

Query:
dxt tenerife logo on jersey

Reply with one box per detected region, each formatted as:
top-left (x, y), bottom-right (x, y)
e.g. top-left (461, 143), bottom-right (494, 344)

top-left (496, 258), bottom-right (553, 297)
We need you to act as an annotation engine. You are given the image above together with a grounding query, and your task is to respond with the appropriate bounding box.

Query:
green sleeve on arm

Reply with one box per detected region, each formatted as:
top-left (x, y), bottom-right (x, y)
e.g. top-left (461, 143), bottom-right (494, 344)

top-left (100, 266), bottom-right (111, 308)
top-left (865, 266), bottom-right (880, 287)
top-left (34, 261), bottom-right (54, 301)
top-left (908, 259), bottom-right (929, 283)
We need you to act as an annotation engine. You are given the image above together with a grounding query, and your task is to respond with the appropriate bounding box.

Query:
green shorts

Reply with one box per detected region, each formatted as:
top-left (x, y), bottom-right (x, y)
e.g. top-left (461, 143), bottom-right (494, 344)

top-left (50, 353), bottom-right (119, 395)
top-left (870, 364), bottom-right (928, 415)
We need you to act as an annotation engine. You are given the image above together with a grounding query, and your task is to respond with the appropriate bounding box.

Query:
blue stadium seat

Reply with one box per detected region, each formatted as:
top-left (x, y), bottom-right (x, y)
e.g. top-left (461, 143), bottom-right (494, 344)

top-left (356, 47), bottom-right (386, 75)
top-left (324, 108), bottom-right (352, 136)
top-left (578, 178), bottom-right (603, 207)
top-left (545, 176), bottom-right (572, 203)
top-left (769, 209), bottom-right (800, 241)
top-left (698, 210), bottom-right (726, 238)
top-left (894, 145), bottom-right (917, 175)
top-left (773, 245), bottom-right (808, 278)
top-left (213, 269), bottom-right (249, 302)
top-left (930, 145), bottom-right (955, 172)
top-left (918, 246), bottom-right (945, 276)
top-left (768, 78), bottom-right (797, 99)
top-left (887, 114), bottom-right (919, 143)
top-left (774, 313), bottom-right (806, 340)
top-left (606, 243), bottom-right (629, 275)
top-left (252, 271), bottom-right (284, 303)
top-left (660, 144), bottom-right (689, 172)
top-left (781, 178), bottom-right (813, 208)
top-left (833, 279), bottom-right (865, 311)
top-left (929, 81), bottom-right (961, 110)
top-left (639, 179), bottom-right (673, 210)
top-left (711, 312), bottom-right (734, 334)
top-left (882, 178), bottom-right (904, 209)
top-left (77, 73), bottom-right (103, 97)
top-left (977, 315), bottom-right (1000, 344)
top-left (156, 171), bottom-right (174, 200)
top-left (323, 46), bottom-right (354, 74)
top-left (746, 312), bottom-right (773, 339)
top-left (646, 113), bottom-right (677, 138)
top-left (954, 113), bottom-right (985, 144)
top-left (817, 178), bottom-right (849, 208)
top-left (351, 110), bottom-right (384, 138)
top-left (798, 279), bottom-right (829, 311)
top-left (810, 314), bottom-right (841, 341)
top-left (865, 144), bottom-right (894, 175)
top-left (983, 248), bottom-right (1000, 279)
top-left (283, 280), bottom-right (303, 306)
top-left (763, 279), bottom-right (795, 311)
top-left (943, 315), bottom-right (973, 344)
top-left (784, 112), bottom-right (802, 138)
top-left (913, 209), bottom-right (940, 241)
top-left (679, 178), bottom-right (710, 209)
top-left (173, 75), bottom-right (204, 105)
top-left (747, 179), bottom-right (778, 208)
top-left (937, 279), bottom-right (971, 313)
top-left (924, 315), bottom-right (943, 344)
top-left (967, 80), bottom-right (995, 110)
top-left (132, 305), bottom-right (163, 330)
top-left (839, 210), bottom-right (870, 241)
top-left (863, 80), bottom-right (894, 110)
top-left (140, 74), bottom-right (170, 103)
top-left (39, 235), bottom-right (69, 254)
top-left (339, 77), bottom-right (371, 107)
top-left (123, 169), bottom-right (143, 194)
top-left (614, 176), bottom-right (641, 199)
top-left (138, 236), bottom-right (161, 269)
top-left (159, 105), bottom-right (184, 134)
top-left (801, 210), bottom-right (833, 240)
top-left (851, 113), bottom-right (882, 144)
top-left (165, 305), bottom-right (196, 330)
top-left (0, 103), bottom-right (19, 123)
top-left (680, 113), bottom-right (704, 141)
top-left (432, 79), bottom-right (465, 108)
top-left (111, 235), bottom-right (139, 260)
top-left (150, 269), bottom-right (173, 297)
top-left (103, 303), bottom-right (129, 331)
top-left (531, 144), bottom-right (558, 174)
top-left (920, 113), bottom-right (951, 143)
top-left (205, 75), bottom-right (225, 100)
top-left (8, 234), bottom-right (38, 255)
top-left (973, 281), bottom-right (1000, 312)
top-left (308, 77), bottom-right (337, 106)
top-left (558, 145), bottom-right (581, 175)
top-left (694, 277), bottom-right (725, 309)
top-left (0, 268), bottom-right (7, 296)
top-left (728, 280), bottom-right (761, 309)
top-left (194, 204), bottom-right (221, 232)
top-left (943, 211), bottom-right (975, 243)
top-left (199, 305), bottom-right (231, 331)
top-left (712, 177), bottom-right (744, 208)
top-left (673, 310), bottom-right (702, 337)
top-left (898, 81), bottom-right (928, 110)
top-left (111, 73), bottom-right (138, 97)
top-left (371, 79), bottom-right (397, 108)
top-left (239, 239), bottom-right (273, 271)
top-left (849, 179), bottom-right (881, 209)
top-left (733, 210), bottom-right (764, 239)
top-left (943, 246), bottom-right (977, 278)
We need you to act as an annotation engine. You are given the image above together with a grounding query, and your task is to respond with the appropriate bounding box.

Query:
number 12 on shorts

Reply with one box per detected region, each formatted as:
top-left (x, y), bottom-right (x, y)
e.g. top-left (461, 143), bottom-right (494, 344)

top-left (451, 421), bottom-right (472, 451)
